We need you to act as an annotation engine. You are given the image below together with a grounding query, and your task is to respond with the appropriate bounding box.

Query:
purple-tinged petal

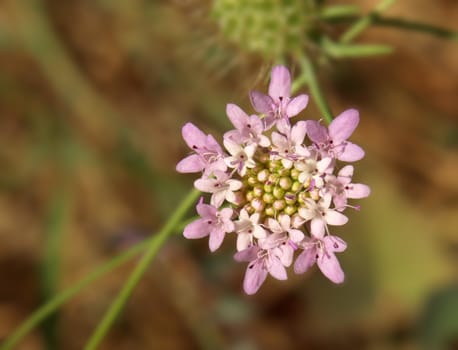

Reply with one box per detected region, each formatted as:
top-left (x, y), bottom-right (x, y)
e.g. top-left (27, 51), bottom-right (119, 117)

top-left (338, 165), bottom-right (354, 179)
top-left (226, 103), bottom-right (248, 131)
top-left (332, 194), bottom-right (347, 210)
top-left (268, 65), bottom-right (291, 100)
top-left (338, 142), bottom-right (365, 162)
top-left (234, 246), bottom-right (259, 262)
top-left (291, 121), bottom-right (307, 145)
top-left (243, 261), bottom-right (268, 295)
top-left (294, 247), bottom-right (317, 274)
top-left (286, 94), bottom-right (309, 118)
top-left (317, 251), bottom-right (345, 284)
top-left (325, 210), bottom-right (348, 226)
top-left (183, 219), bottom-right (211, 239)
top-left (306, 120), bottom-right (328, 143)
top-left (205, 135), bottom-right (224, 154)
top-left (250, 91), bottom-right (273, 114)
top-left (182, 123), bottom-right (207, 150)
top-left (194, 178), bottom-right (216, 193)
top-left (279, 244), bottom-right (294, 266)
top-left (346, 184), bottom-right (371, 199)
top-left (329, 109), bottom-right (359, 143)
top-left (288, 229), bottom-right (305, 243)
top-left (196, 201), bottom-right (216, 218)
top-left (209, 228), bottom-right (225, 252)
top-left (176, 154), bottom-right (204, 173)
top-left (310, 217), bottom-right (325, 238)
top-left (323, 235), bottom-right (347, 253)
top-left (211, 191), bottom-right (226, 208)
top-left (269, 256), bottom-right (288, 280)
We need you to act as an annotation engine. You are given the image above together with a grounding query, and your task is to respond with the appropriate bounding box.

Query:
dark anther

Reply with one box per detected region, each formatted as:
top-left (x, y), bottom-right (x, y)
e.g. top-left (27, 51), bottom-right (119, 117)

top-left (279, 96), bottom-right (283, 101)
top-left (247, 124), bottom-right (252, 128)
top-left (333, 243), bottom-right (338, 249)
top-left (249, 264), bottom-right (254, 269)
top-left (248, 229), bottom-right (253, 234)
top-left (192, 145), bottom-right (198, 149)
top-left (345, 186), bottom-right (350, 190)
top-left (207, 220), bottom-right (212, 225)
top-left (315, 254), bottom-right (319, 259)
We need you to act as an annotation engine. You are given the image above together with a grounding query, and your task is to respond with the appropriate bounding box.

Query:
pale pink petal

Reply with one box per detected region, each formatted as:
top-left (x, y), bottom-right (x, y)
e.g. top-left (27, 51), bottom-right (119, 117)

top-left (182, 123), bottom-right (207, 150)
top-left (332, 194), bottom-right (347, 209)
top-left (194, 178), bottom-right (216, 193)
top-left (317, 157), bottom-right (333, 173)
top-left (196, 201), bottom-right (216, 218)
top-left (206, 135), bottom-right (224, 154)
top-left (226, 103), bottom-right (248, 130)
top-left (338, 142), bottom-right (365, 162)
top-left (249, 91), bottom-right (273, 114)
top-left (306, 120), bottom-right (328, 143)
top-left (176, 154), bottom-right (204, 173)
top-left (243, 261), bottom-right (268, 295)
top-left (271, 132), bottom-right (288, 150)
top-left (338, 165), bottom-right (354, 178)
top-left (237, 233), bottom-right (252, 251)
top-left (223, 138), bottom-right (242, 156)
top-left (286, 94), bottom-right (309, 117)
top-left (288, 229), bottom-right (305, 243)
top-left (211, 191), bottom-right (226, 208)
top-left (328, 109), bottom-right (359, 143)
top-left (234, 246), bottom-right (259, 262)
top-left (310, 217), bottom-right (326, 238)
top-left (279, 245), bottom-right (294, 267)
top-left (183, 219), bottom-right (211, 239)
top-left (298, 207), bottom-right (314, 221)
top-left (324, 235), bottom-right (347, 253)
top-left (294, 247), bottom-right (317, 274)
top-left (268, 65), bottom-right (291, 100)
top-left (268, 256), bottom-right (288, 280)
top-left (346, 183), bottom-right (371, 198)
top-left (291, 121), bottom-right (307, 145)
top-left (253, 225), bottom-right (267, 239)
top-left (317, 252), bottom-right (345, 284)
top-left (209, 228), bottom-right (225, 252)
top-left (325, 210), bottom-right (348, 226)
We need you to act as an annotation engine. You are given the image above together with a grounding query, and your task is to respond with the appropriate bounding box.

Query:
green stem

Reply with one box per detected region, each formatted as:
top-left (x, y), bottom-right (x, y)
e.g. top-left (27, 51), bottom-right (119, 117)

top-left (40, 189), bottom-right (70, 350)
top-left (297, 54), bottom-right (333, 124)
top-left (340, 0), bottom-right (396, 43)
top-left (1, 242), bottom-right (146, 350)
top-left (84, 188), bottom-right (200, 350)
top-left (372, 15), bottom-right (458, 41)
top-left (1, 213), bottom-right (196, 350)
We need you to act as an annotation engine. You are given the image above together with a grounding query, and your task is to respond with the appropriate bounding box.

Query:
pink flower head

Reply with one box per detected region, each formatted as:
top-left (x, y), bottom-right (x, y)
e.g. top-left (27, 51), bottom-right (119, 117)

top-left (183, 198), bottom-right (234, 252)
top-left (250, 66), bottom-right (309, 129)
top-left (176, 123), bottom-right (226, 174)
top-left (294, 235), bottom-right (347, 284)
top-left (177, 66), bottom-right (370, 295)
top-left (307, 109), bottom-right (365, 162)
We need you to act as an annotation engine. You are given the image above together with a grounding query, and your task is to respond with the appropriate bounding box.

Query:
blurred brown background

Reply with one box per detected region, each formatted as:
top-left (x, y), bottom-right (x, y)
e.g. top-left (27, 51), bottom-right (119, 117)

top-left (0, 0), bottom-right (457, 349)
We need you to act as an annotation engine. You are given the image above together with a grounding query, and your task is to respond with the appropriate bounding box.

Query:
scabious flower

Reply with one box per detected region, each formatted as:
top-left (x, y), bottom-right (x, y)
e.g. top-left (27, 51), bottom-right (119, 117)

top-left (177, 65), bottom-right (370, 294)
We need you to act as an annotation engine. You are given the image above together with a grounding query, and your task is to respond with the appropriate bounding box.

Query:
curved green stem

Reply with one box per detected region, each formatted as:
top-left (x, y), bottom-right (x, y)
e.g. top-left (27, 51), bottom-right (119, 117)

top-left (371, 15), bottom-right (458, 41)
top-left (0, 211), bottom-right (197, 350)
top-left (296, 54), bottom-right (333, 124)
top-left (84, 188), bottom-right (200, 350)
top-left (340, 0), bottom-right (396, 43)
top-left (1, 241), bottom-right (147, 350)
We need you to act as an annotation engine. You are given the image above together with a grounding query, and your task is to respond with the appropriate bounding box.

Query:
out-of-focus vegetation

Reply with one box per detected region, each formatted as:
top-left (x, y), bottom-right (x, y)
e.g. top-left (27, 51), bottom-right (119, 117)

top-left (0, 0), bottom-right (457, 349)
